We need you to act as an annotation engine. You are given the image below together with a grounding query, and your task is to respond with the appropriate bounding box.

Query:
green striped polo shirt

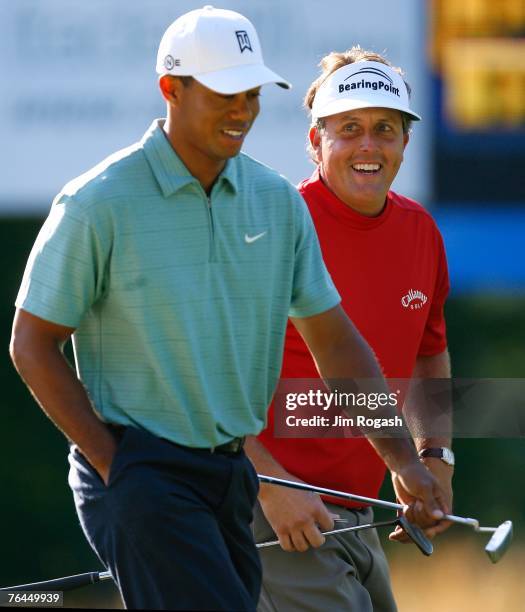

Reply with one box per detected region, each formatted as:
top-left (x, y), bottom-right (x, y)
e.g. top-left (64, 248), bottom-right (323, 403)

top-left (16, 119), bottom-right (340, 447)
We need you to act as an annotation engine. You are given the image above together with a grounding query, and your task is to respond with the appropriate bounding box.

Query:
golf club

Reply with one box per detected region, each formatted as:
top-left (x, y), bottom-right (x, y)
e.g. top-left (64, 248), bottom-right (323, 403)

top-left (258, 474), bottom-right (513, 563)
top-left (0, 475), bottom-right (512, 593)
top-left (257, 515), bottom-right (433, 556)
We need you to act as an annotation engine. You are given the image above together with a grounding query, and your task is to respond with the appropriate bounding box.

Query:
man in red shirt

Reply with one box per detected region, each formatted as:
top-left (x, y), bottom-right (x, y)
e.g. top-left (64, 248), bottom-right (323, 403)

top-left (246, 48), bottom-right (453, 611)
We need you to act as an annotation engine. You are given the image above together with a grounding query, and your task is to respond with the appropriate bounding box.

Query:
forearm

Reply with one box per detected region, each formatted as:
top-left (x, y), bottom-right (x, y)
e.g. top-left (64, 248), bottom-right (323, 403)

top-left (245, 436), bottom-right (294, 501)
top-left (315, 336), bottom-right (420, 472)
top-left (404, 350), bottom-right (452, 451)
top-left (11, 341), bottom-right (117, 478)
top-left (308, 316), bottom-right (384, 380)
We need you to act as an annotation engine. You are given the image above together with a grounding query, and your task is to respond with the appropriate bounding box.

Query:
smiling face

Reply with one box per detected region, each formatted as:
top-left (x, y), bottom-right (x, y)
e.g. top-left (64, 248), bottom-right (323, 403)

top-left (160, 76), bottom-right (261, 191)
top-left (310, 107), bottom-right (409, 216)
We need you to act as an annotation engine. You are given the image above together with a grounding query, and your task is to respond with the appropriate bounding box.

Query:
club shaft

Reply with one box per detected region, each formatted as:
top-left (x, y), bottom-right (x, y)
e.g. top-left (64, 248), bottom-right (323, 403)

top-left (258, 474), bottom-right (401, 510)
top-left (257, 474), bottom-right (492, 530)
top-left (257, 519), bottom-right (398, 548)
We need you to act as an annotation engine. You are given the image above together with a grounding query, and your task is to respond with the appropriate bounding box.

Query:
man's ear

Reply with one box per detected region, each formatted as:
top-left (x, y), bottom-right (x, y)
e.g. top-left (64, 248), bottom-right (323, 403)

top-left (159, 75), bottom-right (182, 105)
top-left (309, 125), bottom-right (322, 163)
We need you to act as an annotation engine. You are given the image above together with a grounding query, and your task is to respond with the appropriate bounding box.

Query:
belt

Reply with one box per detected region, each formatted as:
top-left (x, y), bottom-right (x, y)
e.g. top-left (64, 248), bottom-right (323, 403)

top-left (107, 424), bottom-right (245, 456)
top-left (210, 437), bottom-right (245, 455)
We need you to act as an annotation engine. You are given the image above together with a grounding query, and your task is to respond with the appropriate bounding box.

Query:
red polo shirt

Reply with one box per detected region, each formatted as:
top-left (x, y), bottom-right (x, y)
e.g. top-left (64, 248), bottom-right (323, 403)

top-left (258, 169), bottom-right (449, 506)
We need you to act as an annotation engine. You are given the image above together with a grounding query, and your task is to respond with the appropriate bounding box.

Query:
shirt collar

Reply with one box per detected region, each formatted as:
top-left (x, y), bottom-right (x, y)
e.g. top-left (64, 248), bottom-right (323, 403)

top-left (141, 119), bottom-right (238, 198)
top-left (303, 166), bottom-right (392, 230)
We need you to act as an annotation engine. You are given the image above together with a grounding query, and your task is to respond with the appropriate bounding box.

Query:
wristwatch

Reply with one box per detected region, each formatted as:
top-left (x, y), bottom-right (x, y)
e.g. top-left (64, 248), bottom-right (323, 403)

top-left (418, 447), bottom-right (455, 466)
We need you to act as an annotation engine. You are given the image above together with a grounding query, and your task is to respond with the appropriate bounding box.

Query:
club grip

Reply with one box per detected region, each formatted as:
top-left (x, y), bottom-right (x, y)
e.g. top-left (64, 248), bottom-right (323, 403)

top-left (0, 571), bottom-right (105, 592)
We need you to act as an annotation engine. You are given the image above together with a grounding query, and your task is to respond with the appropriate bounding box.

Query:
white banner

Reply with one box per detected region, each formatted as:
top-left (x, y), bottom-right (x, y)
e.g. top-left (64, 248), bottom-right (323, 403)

top-left (0, 0), bottom-right (430, 213)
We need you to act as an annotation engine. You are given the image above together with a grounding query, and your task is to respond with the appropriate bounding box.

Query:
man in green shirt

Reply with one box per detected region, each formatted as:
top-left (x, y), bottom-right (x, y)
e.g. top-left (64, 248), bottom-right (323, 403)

top-left (10, 6), bottom-right (447, 611)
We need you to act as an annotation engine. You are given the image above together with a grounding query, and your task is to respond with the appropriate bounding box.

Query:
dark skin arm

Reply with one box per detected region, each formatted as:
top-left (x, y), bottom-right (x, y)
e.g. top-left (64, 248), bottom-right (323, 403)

top-left (391, 349), bottom-right (453, 541)
top-left (290, 304), bottom-right (446, 517)
top-left (10, 308), bottom-right (118, 484)
top-left (247, 305), bottom-right (448, 551)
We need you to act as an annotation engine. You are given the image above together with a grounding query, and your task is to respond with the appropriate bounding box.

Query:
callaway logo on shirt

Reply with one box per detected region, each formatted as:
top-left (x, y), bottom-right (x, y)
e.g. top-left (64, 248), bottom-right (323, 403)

top-left (401, 289), bottom-right (428, 310)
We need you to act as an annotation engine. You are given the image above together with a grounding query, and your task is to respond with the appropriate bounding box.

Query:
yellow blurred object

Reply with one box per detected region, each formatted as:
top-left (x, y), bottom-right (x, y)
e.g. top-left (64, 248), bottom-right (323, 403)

top-left (430, 0), bottom-right (525, 132)
top-left (442, 38), bottom-right (525, 129)
top-left (433, 0), bottom-right (525, 39)
top-left (389, 537), bottom-right (525, 612)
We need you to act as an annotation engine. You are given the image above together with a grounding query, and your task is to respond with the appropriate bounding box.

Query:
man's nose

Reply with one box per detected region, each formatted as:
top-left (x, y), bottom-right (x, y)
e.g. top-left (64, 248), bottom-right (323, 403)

top-left (358, 130), bottom-right (378, 151)
top-left (229, 94), bottom-right (254, 121)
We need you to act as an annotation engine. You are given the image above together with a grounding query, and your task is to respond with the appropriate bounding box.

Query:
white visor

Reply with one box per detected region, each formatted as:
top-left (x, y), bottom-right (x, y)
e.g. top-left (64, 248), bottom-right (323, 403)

top-left (311, 61), bottom-right (421, 121)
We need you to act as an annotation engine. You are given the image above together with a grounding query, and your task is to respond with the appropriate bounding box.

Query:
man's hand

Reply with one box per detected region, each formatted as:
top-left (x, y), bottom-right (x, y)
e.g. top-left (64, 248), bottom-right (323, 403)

top-left (245, 436), bottom-right (337, 553)
top-left (259, 478), bottom-right (336, 552)
top-left (389, 457), bottom-right (454, 542)
top-left (93, 442), bottom-right (119, 487)
top-left (389, 459), bottom-right (451, 543)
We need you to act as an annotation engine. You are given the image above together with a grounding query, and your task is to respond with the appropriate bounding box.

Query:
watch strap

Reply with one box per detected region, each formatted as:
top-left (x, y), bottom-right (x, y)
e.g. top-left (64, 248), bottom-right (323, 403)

top-left (418, 447), bottom-right (455, 466)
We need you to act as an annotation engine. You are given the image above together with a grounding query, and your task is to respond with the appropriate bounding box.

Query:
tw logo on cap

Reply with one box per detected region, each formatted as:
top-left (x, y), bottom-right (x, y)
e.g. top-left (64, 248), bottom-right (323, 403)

top-left (235, 30), bottom-right (252, 53)
top-left (339, 65), bottom-right (400, 97)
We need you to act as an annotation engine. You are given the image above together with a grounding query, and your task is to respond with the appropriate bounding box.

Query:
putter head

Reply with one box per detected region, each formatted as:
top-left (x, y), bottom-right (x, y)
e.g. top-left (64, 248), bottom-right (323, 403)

top-left (397, 516), bottom-right (433, 556)
top-left (485, 520), bottom-right (513, 563)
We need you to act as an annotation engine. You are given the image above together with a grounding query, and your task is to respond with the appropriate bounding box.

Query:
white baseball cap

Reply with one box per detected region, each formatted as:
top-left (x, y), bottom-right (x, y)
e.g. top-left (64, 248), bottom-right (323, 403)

top-left (311, 61), bottom-right (421, 121)
top-left (156, 5), bottom-right (291, 94)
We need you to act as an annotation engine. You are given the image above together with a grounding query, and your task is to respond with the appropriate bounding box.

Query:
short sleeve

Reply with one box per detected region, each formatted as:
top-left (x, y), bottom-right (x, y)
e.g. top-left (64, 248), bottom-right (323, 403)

top-left (288, 191), bottom-right (340, 318)
top-left (15, 196), bottom-right (111, 328)
top-left (418, 228), bottom-right (449, 356)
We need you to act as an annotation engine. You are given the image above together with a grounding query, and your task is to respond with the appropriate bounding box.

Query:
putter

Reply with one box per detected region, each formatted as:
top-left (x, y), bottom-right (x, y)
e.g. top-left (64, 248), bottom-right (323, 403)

top-left (258, 474), bottom-right (513, 563)
top-left (257, 515), bottom-right (433, 556)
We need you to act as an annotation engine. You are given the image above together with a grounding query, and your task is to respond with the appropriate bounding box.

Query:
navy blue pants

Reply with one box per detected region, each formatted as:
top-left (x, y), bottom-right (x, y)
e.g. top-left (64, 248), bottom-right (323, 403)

top-left (68, 426), bottom-right (261, 610)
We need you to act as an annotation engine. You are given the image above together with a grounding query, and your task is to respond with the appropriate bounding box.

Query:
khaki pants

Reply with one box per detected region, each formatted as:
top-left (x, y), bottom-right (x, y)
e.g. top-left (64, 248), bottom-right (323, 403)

top-left (253, 501), bottom-right (397, 612)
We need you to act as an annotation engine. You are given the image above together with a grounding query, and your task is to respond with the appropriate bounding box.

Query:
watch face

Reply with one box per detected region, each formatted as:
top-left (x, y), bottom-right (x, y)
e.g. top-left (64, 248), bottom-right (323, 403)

top-left (442, 448), bottom-right (455, 466)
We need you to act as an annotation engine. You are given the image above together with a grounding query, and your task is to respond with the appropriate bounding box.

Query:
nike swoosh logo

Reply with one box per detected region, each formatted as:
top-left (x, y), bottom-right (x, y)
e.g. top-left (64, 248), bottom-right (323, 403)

top-left (244, 231), bottom-right (267, 244)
